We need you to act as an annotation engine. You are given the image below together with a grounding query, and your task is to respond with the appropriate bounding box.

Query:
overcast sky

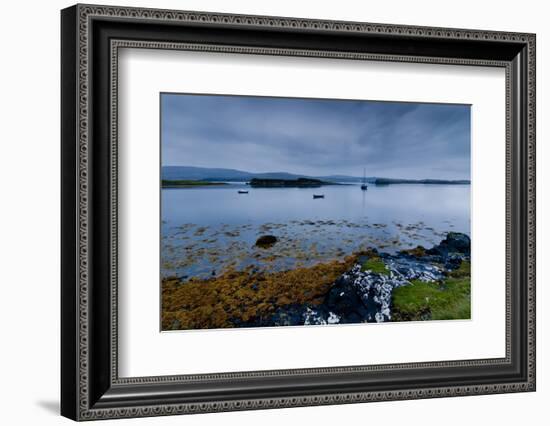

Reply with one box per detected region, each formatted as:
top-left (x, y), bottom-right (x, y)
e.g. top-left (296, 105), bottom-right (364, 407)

top-left (161, 93), bottom-right (470, 179)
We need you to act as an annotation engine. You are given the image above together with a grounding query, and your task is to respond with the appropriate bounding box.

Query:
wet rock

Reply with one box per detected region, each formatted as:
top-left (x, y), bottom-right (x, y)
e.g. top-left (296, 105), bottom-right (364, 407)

top-left (268, 304), bottom-right (306, 326)
top-left (427, 232), bottom-right (470, 257)
top-left (303, 307), bottom-right (341, 325)
top-left (399, 246), bottom-right (426, 257)
top-left (255, 235), bottom-right (278, 248)
top-left (384, 257), bottom-right (445, 282)
top-left (320, 263), bottom-right (412, 323)
top-left (348, 265), bottom-right (405, 322)
top-left (324, 274), bottom-right (370, 321)
top-left (312, 233), bottom-right (467, 324)
top-left (444, 253), bottom-right (464, 270)
top-left (445, 232), bottom-right (471, 253)
top-left (303, 307), bottom-right (329, 325)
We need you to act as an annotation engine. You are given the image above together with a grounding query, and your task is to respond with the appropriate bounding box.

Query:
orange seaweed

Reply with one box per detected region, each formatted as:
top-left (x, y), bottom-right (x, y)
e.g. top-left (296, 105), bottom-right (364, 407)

top-left (162, 256), bottom-right (356, 330)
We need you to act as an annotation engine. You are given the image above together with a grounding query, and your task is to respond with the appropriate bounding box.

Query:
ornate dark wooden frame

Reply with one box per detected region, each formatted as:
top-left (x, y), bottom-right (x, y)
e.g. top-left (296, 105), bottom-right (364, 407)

top-left (61, 3), bottom-right (536, 421)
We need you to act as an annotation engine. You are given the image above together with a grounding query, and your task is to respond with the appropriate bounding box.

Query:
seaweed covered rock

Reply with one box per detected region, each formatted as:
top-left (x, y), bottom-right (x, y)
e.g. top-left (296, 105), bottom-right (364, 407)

top-left (445, 232), bottom-right (471, 253)
top-left (269, 304), bottom-right (307, 326)
top-left (427, 232), bottom-right (470, 257)
top-left (255, 235), bottom-right (278, 248)
top-left (423, 232), bottom-right (470, 270)
top-left (399, 245), bottom-right (426, 258)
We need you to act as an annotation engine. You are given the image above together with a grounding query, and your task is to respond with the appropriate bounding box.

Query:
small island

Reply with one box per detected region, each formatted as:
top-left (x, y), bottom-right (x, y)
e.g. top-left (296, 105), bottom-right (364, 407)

top-left (249, 177), bottom-right (334, 188)
top-left (162, 179), bottom-right (228, 188)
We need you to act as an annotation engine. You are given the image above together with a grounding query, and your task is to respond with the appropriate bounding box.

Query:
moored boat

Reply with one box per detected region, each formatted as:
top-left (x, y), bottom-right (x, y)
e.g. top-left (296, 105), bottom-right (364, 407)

top-left (361, 168), bottom-right (368, 190)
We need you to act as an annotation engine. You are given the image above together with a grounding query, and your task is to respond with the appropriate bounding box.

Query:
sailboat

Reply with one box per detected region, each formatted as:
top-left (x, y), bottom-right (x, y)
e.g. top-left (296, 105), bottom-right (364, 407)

top-left (361, 168), bottom-right (368, 190)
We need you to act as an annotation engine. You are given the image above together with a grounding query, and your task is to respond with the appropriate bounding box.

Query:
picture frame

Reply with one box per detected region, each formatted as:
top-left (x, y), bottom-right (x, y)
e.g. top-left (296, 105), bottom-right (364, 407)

top-left (61, 3), bottom-right (536, 421)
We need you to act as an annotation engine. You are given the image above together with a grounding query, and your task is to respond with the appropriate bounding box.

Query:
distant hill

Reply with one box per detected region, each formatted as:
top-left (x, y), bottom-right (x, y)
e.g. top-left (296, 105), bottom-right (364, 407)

top-left (162, 166), bottom-right (253, 181)
top-left (249, 178), bottom-right (339, 188)
top-left (161, 166), bottom-right (470, 185)
top-left (162, 166), bottom-right (375, 183)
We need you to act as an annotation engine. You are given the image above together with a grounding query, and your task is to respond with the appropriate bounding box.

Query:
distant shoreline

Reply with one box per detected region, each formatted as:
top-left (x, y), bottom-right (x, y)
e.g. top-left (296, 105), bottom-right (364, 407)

top-left (162, 165), bottom-right (469, 186)
top-left (162, 179), bottom-right (228, 188)
top-left (374, 178), bottom-right (470, 185)
top-left (249, 177), bottom-right (341, 188)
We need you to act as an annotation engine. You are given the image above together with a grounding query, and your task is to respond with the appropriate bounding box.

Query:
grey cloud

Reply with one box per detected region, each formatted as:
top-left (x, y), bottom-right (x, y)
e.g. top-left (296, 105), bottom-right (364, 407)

top-left (161, 93), bottom-right (470, 179)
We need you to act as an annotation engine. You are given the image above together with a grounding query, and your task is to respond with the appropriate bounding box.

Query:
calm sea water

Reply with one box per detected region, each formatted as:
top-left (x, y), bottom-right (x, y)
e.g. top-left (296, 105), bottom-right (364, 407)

top-left (161, 183), bottom-right (470, 279)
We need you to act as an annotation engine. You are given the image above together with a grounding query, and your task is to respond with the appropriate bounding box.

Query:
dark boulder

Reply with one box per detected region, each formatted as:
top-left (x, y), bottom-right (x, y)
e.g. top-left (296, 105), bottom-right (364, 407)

top-left (324, 276), bottom-right (369, 322)
top-left (249, 304), bottom-right (307, 327)
top-left (269, 304), bottom-right (306, 326)
top-left (445, 232), bottom-right (471, 253)
top-left (444, 253), bottom-right (464, 270)
top-left (255, 235), bottom-right (278, 248)
top-left (426, 232), bottom-right (470, 257)
top-left (399, 245), bottom-right (426, 258)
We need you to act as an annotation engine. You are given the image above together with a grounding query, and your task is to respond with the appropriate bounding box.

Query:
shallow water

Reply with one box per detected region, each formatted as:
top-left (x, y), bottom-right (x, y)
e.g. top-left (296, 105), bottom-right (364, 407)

top-left (161, 183), bottom-right (470, 279)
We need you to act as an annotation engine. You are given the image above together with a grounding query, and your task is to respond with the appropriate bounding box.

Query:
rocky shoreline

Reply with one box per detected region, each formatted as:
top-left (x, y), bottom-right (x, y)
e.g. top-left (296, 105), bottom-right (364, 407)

top-left (238, 232), bottom-right (470, 327)
top-left (162, 232), bottom-right (471, 330)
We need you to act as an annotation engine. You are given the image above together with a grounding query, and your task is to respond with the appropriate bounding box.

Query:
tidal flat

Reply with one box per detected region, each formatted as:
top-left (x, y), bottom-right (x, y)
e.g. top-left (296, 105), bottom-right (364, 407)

top-left (162, 218), bottom-right (449, 280)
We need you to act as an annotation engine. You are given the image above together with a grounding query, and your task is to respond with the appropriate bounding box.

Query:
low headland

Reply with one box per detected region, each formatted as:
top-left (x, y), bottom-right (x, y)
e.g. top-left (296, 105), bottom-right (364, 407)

top-left (374, 178), bottom-right (470, 185)
top-left (249, 177), bottom-right (337, 188)
top-left (162, 232), bottom-right (471, 330)
top-left (162, 179), bottom-right (228, 188)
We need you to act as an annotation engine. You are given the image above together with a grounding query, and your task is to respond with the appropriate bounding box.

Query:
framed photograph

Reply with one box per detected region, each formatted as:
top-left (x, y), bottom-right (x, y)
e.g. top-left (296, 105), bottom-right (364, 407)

top-left (61, 4), bottom-right (536, 421)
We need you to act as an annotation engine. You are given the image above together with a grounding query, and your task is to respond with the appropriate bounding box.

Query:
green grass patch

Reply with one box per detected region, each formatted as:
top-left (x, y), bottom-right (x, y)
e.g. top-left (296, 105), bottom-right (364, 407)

top-left (162, 179), bottom-right (227, 187)
top-left (361, 257), bottom-right (390, 276)
top-left (392, 261), bottom-right (470, 321)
